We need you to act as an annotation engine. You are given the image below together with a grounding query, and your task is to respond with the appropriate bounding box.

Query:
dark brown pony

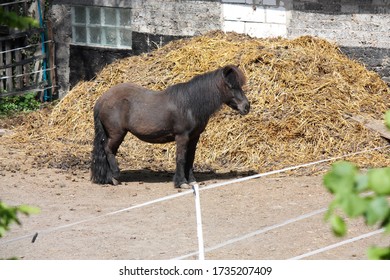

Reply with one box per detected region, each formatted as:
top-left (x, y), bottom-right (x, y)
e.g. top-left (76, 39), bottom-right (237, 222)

top-left (91, 65), bottom-right (250, 188)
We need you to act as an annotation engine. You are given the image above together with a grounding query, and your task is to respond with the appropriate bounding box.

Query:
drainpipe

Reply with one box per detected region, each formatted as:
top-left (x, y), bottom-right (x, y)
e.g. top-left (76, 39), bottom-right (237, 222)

top-left (37, 0), bottom-right (50, 101)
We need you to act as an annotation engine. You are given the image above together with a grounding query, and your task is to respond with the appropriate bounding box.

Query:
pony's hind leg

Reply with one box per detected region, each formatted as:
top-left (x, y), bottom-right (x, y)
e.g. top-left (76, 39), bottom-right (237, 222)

top-left (104, 133), bottom-right (126, 185)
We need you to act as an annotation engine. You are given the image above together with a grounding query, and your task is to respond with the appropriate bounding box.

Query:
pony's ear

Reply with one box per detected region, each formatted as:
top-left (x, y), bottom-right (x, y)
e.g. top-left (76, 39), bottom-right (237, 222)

top-left (222, 65), bottom-right (236, 88)
top-left (223, 65), bottom-right (246, 87)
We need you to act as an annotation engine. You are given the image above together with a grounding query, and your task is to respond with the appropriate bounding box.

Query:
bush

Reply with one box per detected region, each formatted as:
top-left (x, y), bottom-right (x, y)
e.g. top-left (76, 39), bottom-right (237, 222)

top-left (0, 93), bottom-right (40, 115)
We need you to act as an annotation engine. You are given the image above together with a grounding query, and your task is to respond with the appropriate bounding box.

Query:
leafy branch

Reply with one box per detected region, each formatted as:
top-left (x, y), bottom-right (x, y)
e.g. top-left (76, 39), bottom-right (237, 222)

top-left (324, 111), bottom-right (390, 259)
top-left (0, 201), bottom-right (40, 238)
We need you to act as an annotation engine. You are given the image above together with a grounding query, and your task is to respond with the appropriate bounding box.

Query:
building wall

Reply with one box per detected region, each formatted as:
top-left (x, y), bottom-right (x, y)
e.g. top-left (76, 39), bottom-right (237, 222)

top-left (222, 0), bottom-right (291, 38)
top-left (51, 0), bottom-right (222, 98)
top-left (222, 0), bottom-right (390, 83)
top-left (131, 0), bottom-right (222, 36)
top-left (289, 1), bottom-right (390, 49)
top-left (288, 0), bottom-right (390, 83)
top-left (51, 0), bottom-right (390, 98)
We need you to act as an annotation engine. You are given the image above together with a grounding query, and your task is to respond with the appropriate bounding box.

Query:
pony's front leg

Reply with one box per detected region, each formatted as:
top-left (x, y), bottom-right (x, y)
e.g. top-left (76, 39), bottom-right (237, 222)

top-left (185, 135), bottom-right (200, 186)
top-left (174, 134), bottom-right (191, 189)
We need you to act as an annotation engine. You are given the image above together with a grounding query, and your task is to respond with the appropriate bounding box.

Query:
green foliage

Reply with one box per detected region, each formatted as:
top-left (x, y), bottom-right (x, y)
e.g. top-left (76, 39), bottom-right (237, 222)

top-left (0, 7), bottom-right (39, 30)
top-left (385, 111), bottom-right (390, 130)
top-left (0, 201), bottom-right (40, 238)
top-left (368, 246), bottom-right (390, 260)
top-left (329, 215), bottom-right (346, 237)
top-left (368, 168), bottom-right (390, 195)
top-left (324, 162), bottom-right (390, 259)
top-left (0, 93), bottom-right (41, 115)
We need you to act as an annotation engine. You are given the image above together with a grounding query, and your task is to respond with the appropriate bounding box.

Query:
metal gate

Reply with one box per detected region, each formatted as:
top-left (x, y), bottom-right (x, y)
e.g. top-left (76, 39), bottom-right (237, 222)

top-left (0, 0), bottom-right (55, 101)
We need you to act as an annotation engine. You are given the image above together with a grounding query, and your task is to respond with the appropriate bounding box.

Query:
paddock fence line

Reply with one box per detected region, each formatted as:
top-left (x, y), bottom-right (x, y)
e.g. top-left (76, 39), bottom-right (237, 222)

top-left (0, 144), bottom-right (389, 259)
top-left (174, 207), bottom-right (329, 260)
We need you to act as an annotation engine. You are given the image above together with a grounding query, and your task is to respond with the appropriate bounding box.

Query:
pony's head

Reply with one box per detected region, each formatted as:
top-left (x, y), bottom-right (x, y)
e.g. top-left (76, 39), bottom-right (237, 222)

top-left (220, 65), bottom-right (250, 115)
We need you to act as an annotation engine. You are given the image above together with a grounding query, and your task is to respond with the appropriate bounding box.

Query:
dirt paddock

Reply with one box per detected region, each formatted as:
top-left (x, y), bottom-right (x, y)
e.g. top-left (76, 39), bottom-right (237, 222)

top-left (0, 145), bottom-right (388, 260)
top-left (1, 32), bottom-right (390, 261)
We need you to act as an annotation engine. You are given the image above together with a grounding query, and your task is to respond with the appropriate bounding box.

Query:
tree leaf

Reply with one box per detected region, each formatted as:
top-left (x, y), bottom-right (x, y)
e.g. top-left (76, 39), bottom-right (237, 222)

top-left (17, 205), bottom-right (40, 215)
top-left (324, 200), bottom-right (338, 220)
top-left (0, 227), bottom-right (6, 238)
top-left (385, 222), bottom-right (390, 234)
top-left (365, 196), bottom-right (389, 226)
top-left (330, 215), bottom-right (346, 237)
top-left (355, 173), bottom-right (369, 192)
top-left (0, 7), bottom-right (39, 30)
top-left (385, 110), bottom-right (390, 130)
top-left (368, 168), bottom-right (390, 195)
top-left (324, 161), bottom-right (357, 194)
top-left (339, 194), bottom-right (367, 218)
top-left (367, 246), bottom-right (390, 260)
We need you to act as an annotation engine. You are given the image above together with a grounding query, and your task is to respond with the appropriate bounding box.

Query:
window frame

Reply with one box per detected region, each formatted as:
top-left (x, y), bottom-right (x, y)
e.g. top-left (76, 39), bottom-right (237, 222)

top-left (71, 5), bottom-right (132, 49)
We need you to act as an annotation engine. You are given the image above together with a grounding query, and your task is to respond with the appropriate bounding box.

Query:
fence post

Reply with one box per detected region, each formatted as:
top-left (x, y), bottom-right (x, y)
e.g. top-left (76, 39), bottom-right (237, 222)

top-left (5, 41), bottom-right (13, 91)
top-left (193, 184), bottom-right (205, 260)
top-left (0, 41), bottom-right (3, 92)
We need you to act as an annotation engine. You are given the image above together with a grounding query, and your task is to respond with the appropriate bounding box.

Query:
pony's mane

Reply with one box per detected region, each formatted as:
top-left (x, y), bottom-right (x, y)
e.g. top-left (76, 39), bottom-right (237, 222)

top-left (165, 67), bottom-right (221, 95)
top-left (163, 65), bottom-right (243, 124)
top-left (164, 65), bottom-right (245, 99)
top-left (165, 68), bottom-right (219, 120)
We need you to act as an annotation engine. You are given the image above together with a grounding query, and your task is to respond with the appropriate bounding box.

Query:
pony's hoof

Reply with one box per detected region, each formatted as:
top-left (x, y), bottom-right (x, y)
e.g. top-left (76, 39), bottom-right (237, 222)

top-left (189, 181), bottom-right (198, 186)
top-left (112, 178), bottom-right (121, 186)
top-left (179, 183), bottom-right (191, 189)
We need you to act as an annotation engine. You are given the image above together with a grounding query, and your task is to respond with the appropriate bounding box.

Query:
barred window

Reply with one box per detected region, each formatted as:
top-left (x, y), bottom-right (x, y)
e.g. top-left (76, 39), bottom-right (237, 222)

top-left (71, 6), bottom-right (132, 49)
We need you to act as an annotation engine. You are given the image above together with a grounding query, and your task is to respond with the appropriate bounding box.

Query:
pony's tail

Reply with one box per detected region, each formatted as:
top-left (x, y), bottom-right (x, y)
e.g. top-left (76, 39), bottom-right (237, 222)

top-left (91, 109), bottom-right (112, 184)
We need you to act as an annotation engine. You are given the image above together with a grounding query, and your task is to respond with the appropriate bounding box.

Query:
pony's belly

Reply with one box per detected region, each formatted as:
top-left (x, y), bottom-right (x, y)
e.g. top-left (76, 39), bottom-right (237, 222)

top-left (133, 131), bottom-right (175, 144)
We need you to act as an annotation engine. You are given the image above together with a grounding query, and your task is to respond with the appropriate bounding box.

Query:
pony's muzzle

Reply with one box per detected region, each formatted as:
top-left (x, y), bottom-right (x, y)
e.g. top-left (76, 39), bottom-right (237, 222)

top-left (239, 102), bottom-right (250, 115)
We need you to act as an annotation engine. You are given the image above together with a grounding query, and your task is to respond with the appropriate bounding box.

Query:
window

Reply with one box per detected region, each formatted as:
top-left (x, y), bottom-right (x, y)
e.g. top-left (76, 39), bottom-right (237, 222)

top-left (71, 6), bottom-right (132, 49)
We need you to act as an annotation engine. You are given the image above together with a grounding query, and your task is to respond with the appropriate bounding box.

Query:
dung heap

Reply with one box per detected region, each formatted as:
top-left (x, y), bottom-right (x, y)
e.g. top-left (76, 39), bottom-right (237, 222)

top-left (3, 31), bottom-right (390, 174)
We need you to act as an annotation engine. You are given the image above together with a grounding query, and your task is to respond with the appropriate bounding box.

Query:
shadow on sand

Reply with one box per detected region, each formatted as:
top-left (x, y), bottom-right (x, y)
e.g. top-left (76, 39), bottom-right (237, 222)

top-left (119, 169), bottom-right (257, 185)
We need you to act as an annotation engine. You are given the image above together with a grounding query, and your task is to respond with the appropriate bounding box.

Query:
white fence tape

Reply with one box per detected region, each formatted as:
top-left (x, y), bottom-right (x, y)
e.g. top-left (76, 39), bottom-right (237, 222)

top-left (0, 188), bottom-right (193, 245)
top-left (289, 228), bottom-right (385, 260)
top-left (174, 207), bottom-right (328, 260)
top-left (201, 145), bottom-right (390, 192)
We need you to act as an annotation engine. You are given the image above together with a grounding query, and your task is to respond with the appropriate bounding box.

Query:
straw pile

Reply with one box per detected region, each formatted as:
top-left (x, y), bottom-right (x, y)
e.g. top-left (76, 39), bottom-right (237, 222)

top-left (3, 31), bottom-right (390, 174)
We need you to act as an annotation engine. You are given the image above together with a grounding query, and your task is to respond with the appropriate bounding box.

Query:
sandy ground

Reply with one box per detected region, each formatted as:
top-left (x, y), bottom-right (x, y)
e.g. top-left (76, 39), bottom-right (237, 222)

top-left (0, 143), bottom-right (388, 260)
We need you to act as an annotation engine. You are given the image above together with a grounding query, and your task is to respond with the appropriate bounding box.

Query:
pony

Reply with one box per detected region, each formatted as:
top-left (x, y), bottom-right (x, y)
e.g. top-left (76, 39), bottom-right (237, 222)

top-left (91, 65), bottom-right (250, 188)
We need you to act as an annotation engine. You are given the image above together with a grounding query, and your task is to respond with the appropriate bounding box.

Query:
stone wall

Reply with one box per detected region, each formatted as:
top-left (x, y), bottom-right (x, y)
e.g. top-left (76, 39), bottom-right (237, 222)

top-left (131, 0), bottom-right (221, 36)
top-left (51, 0), bottom-right (222, 98)
top-left (221, 0), bottom-right (390, 83)
top-left (50, 0), bottom-right (390, 98)
top-left (222, 0), bottom-right (290, 38)
top-left (288, 0), bottom-right (390, 83)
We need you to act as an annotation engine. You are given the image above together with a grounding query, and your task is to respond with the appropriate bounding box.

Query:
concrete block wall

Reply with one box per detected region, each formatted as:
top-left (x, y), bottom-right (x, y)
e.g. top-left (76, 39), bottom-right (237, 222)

top-left (50, 0), bottom-right (390, 97)
top-left (131, 0), bottom-right (221, 36)
top-left (288, 0), bottom-right (390, 83)
top-left (289, 0), bottom-right (390, 49)
top-left (222, 0), bottom-right (289, 38)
